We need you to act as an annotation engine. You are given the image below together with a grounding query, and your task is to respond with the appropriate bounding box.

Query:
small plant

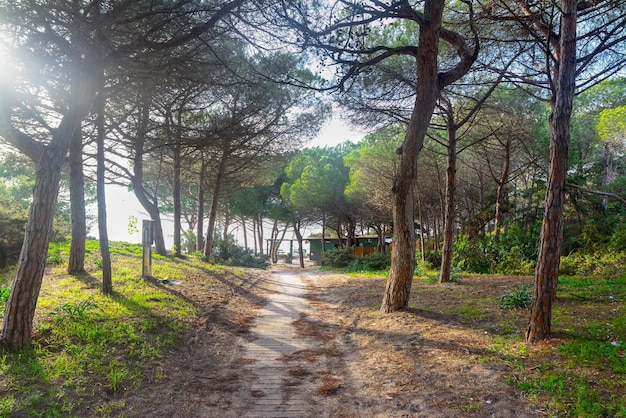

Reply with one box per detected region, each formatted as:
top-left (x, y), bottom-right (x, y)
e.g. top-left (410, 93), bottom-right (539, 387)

top-left (499, 285), bottom-right (532, 308)
top-left (127, 215), bottom-right (139, 236)
top-left (414, 260), bottom-right (434, 276)
top-left (53, 297), bottom-right (104, 319)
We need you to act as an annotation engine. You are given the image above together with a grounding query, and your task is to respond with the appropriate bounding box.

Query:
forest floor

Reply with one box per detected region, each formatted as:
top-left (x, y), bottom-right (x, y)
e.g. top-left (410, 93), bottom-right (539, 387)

top-left (5, 253), bottom-right (622, 417)
top-left (119, 262), bottom-right (547, 417)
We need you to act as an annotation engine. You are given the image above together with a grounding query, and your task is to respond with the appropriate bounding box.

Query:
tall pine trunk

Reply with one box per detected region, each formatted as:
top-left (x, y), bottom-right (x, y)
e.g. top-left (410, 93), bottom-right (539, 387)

top-left (204, 149), bottom-right (229, 260)
top-left (381, 0), bottom-right (445, 313)
top-left (196, 156), bottom-right (206, 253)
top-left (293, 221), bottom-right (305, 268)
top-left (439, 125), bottom-right (457, 283)
top-left (95, 79), bottom-right (112, 295)
top-left (173, 143), bottom-right (182, 257)
top-left (526, 0), bottom-right (577, 344)
top-left (2, 155), bottom-right (66, 349)
top-left (68, 127), bottom-right (87, 274)
top-left (494, 137), bottom-right (511, 241)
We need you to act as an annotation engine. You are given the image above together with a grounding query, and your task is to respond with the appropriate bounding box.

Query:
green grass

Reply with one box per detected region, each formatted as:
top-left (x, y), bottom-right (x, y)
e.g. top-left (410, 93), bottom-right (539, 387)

top-left (500, 272), bottom-right (626, 417)
top-left (514, 371), bottom-right (626, 417)
top-left (0, 239), bottom-right (206, 417)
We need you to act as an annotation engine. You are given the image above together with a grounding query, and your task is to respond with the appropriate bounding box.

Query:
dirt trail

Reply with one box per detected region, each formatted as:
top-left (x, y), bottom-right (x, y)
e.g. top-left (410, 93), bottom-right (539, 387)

top-left (123, 264), bottom-right (543, 417)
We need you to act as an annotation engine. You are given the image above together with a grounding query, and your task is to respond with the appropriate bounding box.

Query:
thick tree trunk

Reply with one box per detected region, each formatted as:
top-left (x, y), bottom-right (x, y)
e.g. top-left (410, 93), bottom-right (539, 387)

top-left (0, 71), bottom-right (94, 350)
top-left (1, 156), bottom-right (65, 349)
top-left (381, 0), bottom-right (445, 313)
top-left (68, 127), bottom-right (86, 274)
top-left (526, 0), bottom-right (577, 344)
top-left (96, 83), bottom-right (112, 294)
top-left (439, 126), bottom-right (457, 283)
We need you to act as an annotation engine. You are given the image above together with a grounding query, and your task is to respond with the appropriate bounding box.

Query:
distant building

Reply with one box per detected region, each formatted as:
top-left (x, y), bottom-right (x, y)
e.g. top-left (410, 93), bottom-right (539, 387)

top-left (306, 235), bottom-right (388, 262)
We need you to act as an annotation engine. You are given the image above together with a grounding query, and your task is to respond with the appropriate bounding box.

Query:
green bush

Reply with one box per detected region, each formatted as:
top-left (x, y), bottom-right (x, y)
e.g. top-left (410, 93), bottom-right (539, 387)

top-left (212, 237), bottom-right (269, 269)
top-left (560, 252), bottom-right (626, 278)
top-left (414, 260), bottom-right (434, 276)
top-left (452, 234), bottom-right (493, 273)
top-left (0, 286), bottom-right (9, 315)
top-left (322, 247), bottom-right (355, 268)
top-left (609, 221), bottom-right (626, 251)
top-left (346, 251), bottom-right (390, 272)
top-left (497, 246), bottom-right (535, 275)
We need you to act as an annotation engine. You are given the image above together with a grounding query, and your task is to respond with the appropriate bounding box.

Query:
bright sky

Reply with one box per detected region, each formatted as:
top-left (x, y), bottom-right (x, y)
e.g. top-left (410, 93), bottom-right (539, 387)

top-left (310, 112), bottom-right (365, 148)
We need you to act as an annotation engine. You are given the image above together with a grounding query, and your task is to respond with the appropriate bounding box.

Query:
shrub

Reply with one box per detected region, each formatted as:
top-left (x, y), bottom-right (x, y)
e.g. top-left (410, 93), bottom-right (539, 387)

top-left (500, 285), bottom-right (532, 309)
top-left (609, 221), bottom-right (626, 251)
top-left (497, 246), bottom-right (535, 275)
top-left (0, 286), bottom-right (9, 315)
top-left (414, 260), bottom-right (434, 276)
top-left (322, 247), bottom-right (355, 268)
top-left (452, 235), bottom-right (493, 273)
top-left (559, 252), bottom-right (626, 278)
top-left (212, 237), bottom-right (269, 269)
top-left (346, 251), bottom-right (390, 272)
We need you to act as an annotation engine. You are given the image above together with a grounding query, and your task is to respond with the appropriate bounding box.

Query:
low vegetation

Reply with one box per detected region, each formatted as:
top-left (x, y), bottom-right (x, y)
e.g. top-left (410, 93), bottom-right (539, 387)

top-left (0, 240), bottom-right (255, 417)
top-left (0, 239), bottom-right (625, 416)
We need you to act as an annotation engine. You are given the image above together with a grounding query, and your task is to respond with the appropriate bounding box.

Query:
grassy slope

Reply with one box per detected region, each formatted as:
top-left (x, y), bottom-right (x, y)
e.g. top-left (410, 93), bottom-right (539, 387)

top-left (0, 240), bottom-right (231, 417)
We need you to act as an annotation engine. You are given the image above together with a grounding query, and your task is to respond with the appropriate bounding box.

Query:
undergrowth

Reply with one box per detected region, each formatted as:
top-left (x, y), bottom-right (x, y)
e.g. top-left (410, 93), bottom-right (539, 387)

top-left (0, 239), bottom-right (214, 417)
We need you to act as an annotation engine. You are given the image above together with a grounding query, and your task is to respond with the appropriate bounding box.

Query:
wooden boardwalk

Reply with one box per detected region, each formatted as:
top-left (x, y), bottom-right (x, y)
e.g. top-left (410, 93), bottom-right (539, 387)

top-left (233, 270), bottom-right (315, 417)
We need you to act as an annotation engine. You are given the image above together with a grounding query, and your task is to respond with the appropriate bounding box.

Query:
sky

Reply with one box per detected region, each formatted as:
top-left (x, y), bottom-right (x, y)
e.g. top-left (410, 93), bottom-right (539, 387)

top-left (94, 115), bottom-right (366, 247)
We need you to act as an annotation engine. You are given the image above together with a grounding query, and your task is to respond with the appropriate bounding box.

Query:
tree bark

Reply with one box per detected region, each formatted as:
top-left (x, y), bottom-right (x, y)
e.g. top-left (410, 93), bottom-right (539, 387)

top-left (526, 0), bottom-right (577, 344)
top-left (68, 127), bottom-right (86, 274)
top-left (1, 156), bottom-right (65, 349)
top-left (439, 124), bottom-right (457, 283)
top-left (416, 184), bottom-right (426, 263)
top-left (601, 141), bottom-right (615, 209)
top-left (494, 136), bottom-right (511, 241)
top-left (95, 80), bottom-right (112, 295)
top-left (0, 74), bottom-right (94, 349)
top-left (255, 215), bottom-right (264, 256)
top-left (293, 220), bottom-right (305, 268)
top-left (381, 0), bottom-right (445, 313)
top-left (196, 155), bottom-right (206, 253)
top-left (131, 93), bottom-right (167, 256)
top-left (203, 149), bottom-right (229, 260)
top-left (173, 142), bottom-right (182, 257)
top-left (241, 216), bottom-right (248, 249)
